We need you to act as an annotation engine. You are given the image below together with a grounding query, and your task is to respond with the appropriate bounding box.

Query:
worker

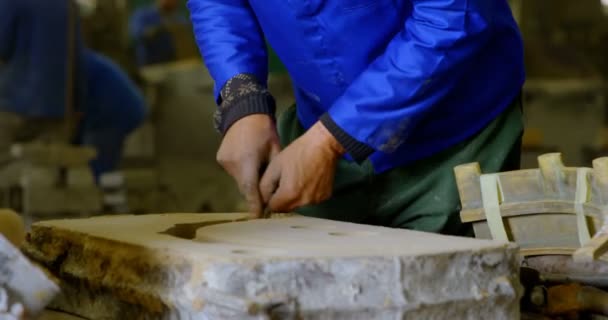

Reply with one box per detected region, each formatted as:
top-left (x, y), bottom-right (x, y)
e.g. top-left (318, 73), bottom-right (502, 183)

top-left (188, 0), bottom-right (525, 235)
top-left (0, 0), bottom-right (145, 179)
top-left (78, 49), bottom-right (147, 177)
top-left (129, 0), bottom-right (189, 66)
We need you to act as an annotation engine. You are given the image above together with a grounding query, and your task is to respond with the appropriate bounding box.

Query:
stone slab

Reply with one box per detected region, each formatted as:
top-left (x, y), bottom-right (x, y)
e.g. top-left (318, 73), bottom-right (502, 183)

top-left (0, 234), bottom-right (59, 319)
top-left (24, 213), bottom-right (522, 319)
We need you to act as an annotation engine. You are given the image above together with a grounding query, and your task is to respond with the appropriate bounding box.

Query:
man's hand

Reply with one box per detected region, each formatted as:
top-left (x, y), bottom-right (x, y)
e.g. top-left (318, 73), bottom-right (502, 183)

top-left (259, 121), bottom-right (345, 212)
top-left (216, 114), bottom-right (281, 217)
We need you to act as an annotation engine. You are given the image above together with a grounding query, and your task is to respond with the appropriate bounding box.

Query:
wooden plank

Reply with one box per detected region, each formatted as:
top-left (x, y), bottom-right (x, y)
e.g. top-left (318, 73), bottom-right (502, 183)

top-left (10, 143), bottom-right (96, 167)
top-left (574, 168), bottom-right (592, 245)
top-left (473, 214), bottom-right (601, 255)
top-left (572, 158), bottom-right (608, 261)
top-left (24, 187), bottom-right (101, 216)
top-left (520, 247), bottom-right (582, 257)
top-left (453, 163), bottom-right (482, 211)
top-left (461, 200), bottom-right (603, 223)
top-left (573, 228), bottom-right (608, 262)
top-left (480, 174), bottom-right (509, 241)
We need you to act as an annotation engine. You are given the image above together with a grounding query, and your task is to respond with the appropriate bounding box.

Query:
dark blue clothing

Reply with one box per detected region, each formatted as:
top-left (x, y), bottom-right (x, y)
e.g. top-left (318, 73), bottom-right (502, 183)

top-left (80, 50), bottom-right (146, 177)
top-left (0, 0), bottom-right (146, 177)
top-left (83, 50), bottom-right (145, 135)
top-left (129, 6), bottom-right (188, 66)
top-left (0, 0), bottom-right (86, 118)
top-left (188, 0), bottom-right (526, 173)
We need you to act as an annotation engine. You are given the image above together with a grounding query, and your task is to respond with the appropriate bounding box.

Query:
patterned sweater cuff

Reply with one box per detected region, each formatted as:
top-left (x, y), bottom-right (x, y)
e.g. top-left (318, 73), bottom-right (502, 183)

top-left (215, 74), bottom-right (276, 134)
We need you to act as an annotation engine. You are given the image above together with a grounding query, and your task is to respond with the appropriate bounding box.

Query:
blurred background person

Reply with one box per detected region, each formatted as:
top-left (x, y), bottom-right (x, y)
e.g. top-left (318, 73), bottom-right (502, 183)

top-left (129, 0), bottom-right (189, 67)
top-left (0, 0), bottom-right (146, 179)
top-left (79, 49), bottom-right (147, 177)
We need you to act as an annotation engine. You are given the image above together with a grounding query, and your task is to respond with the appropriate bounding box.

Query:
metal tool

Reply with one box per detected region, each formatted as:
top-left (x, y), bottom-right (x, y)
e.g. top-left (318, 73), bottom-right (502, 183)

top-left (521, 267), bottom-right (608, 317)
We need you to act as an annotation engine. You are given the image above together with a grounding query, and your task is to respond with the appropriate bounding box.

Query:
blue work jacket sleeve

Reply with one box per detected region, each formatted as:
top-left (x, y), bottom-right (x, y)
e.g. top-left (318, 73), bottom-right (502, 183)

top-left (188, 0), bottom-right (269, 101)
top-left (0, 0), bottom-right (17, 61)
top-left (323, 0), bottom-right (493, 159)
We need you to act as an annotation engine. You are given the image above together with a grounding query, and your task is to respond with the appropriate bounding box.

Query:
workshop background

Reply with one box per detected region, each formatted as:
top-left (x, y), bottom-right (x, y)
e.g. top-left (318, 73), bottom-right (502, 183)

top-left (66, 0), bottom-right (608, 213)
top-left (4, 0), bottom-right (608, 220)
top-left (3, 1), bottom-right (608, 319)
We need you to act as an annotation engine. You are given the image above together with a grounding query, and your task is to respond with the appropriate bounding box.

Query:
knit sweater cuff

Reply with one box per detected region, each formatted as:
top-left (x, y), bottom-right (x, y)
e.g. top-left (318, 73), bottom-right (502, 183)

top-left (218, 93), bottom-right (276, 134)
top-left (214, 73), bottom-right (276, 134)
top-left (320, 113), bottom-right (375, 163)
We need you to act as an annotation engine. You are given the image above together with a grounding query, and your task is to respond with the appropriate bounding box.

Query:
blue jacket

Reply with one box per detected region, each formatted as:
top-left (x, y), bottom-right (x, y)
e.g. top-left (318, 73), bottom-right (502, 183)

top-left (129, 7), bottom-right (189, 66)
top-left (188, 0), bottom-right (525, 172)
top-left (0, 0), bottom-right (86, 118)
top-left (83, 50), bottom-right (146, 135)
top-left (80, 50), bottom-right (147, 177)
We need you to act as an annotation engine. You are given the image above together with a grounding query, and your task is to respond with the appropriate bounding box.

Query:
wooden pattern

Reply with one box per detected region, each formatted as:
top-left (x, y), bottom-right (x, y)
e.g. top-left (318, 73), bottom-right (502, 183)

top-left (454, 153), bottom-right (608, 261)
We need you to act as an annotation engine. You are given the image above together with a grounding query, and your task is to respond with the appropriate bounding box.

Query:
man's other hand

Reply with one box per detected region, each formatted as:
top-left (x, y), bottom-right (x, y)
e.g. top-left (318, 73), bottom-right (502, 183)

top-left (216, 114), bottom-right (281, 217)
top-left (259, 121), bottom-right (345, 213)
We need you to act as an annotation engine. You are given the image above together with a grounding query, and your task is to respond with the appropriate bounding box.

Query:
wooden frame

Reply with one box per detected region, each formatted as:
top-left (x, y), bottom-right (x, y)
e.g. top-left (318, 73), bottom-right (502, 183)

top-left (455, 153), bottom-right (608, 262)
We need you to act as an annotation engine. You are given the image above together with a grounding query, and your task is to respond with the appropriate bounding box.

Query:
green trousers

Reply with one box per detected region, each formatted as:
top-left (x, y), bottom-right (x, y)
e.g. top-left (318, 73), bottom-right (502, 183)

top-left (277, 101), bottom-right (523, 236)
